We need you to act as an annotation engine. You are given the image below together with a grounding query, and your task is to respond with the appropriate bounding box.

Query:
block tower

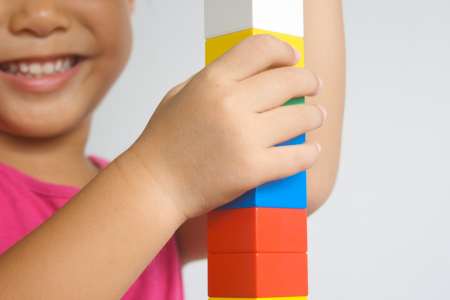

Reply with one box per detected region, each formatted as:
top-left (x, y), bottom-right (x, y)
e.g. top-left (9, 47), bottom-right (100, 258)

top-left (205, 1), bottom-right (308, 300)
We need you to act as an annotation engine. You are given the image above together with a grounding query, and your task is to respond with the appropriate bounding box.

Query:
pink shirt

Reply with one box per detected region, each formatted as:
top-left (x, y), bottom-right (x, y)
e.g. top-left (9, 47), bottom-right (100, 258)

top-left (0, 156), bottom-right (184, 300)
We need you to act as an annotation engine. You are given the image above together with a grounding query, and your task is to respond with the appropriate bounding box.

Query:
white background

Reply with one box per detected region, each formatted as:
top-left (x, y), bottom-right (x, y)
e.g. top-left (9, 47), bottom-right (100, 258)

top-left (86, 1), bottom-right (450, 299)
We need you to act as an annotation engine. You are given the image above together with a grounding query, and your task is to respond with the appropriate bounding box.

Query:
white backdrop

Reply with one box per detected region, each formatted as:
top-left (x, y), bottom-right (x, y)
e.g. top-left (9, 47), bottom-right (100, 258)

top-left (86, 1), bottom-right (450, 299)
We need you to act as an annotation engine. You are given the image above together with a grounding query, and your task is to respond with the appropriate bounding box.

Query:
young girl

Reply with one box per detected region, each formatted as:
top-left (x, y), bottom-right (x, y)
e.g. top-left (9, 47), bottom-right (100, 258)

top-left (0, 0), bottom-right (345, 299)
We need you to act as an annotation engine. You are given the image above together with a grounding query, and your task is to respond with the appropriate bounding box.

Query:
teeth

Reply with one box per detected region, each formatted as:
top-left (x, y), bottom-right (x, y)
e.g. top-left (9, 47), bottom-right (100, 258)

top-left (0, 57), bottom-right (78, 77)
top-left (62, 59), bottom-right (71, 71)
top-left (29, 63), bottom-right (42, 75)
top-left (20, 63), bottom-right (28, 73)
top-left (55, 60), bottom-right (62, 72)
top-left (43, 62), bottom-right (54, 75)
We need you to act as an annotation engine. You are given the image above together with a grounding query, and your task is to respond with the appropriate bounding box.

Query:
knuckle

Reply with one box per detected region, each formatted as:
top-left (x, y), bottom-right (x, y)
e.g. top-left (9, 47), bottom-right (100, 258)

top-left (251, 34), bottom-right (281, 56)
top-left (302, 69), bottom-right (320, 91)
top-left (196, 68), bottom-right (213, 83)
top-left (163, 88), bottom-right (181, 103)
top-left (276, 68), bottom-right (318, 95)
top-left (300, 70), bottom-right (317, 90)
top-left (296, 145), bottom-right (317, 171)
top-left (197, 67), bottom-right (220, 86)
top-left (292, 151), bottom-right (307, 172)
top-left (301, 106), bottom-right (315, 125)
top-left (165, 88), bottom-right (177, 99)
top-left (166, 84), bottom-right (182, 97)
top-left (279, 68), bottom-right (305, 90)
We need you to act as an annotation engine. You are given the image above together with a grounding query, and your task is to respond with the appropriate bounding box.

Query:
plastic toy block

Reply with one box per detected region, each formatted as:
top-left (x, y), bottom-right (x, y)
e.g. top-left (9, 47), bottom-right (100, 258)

top-left (207, 208), bottom-right (307, 253)
top-left (276, 133), bottom-right (305, 147)
top-left (206, 29), bottom-right (304, 69)
top-left (205, 0), bottom-right (304, 39)
top-left (282, 96), bottom-right (305, 107)
top-left (208, 253), bottom-right (308, 298)
top-left (209, 298), bottom-right (308, 300)
top-left (218, 171), bottom-right (306, 209)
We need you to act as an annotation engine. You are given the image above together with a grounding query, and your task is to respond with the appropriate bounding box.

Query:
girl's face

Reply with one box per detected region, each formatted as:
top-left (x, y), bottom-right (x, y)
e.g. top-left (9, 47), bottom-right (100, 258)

top-left (0, 0), bottom-right (134, 137)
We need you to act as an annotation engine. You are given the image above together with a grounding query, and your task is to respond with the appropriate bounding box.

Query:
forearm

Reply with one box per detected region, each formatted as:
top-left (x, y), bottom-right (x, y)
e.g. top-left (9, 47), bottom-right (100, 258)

top-left (304, 0), bottom-right (346, 214)
top-left (0, 151), bottom-right (186, 299)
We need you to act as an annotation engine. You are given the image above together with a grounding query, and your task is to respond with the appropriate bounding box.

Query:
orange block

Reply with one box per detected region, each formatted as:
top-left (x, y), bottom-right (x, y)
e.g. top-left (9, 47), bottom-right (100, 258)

top-left (208, 253), bottom-right (308, 298)
top-left (207, 208), bottom-right (307, 253)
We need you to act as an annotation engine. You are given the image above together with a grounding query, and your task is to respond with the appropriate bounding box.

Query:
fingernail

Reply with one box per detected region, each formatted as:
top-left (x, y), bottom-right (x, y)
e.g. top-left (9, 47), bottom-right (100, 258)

top-left (311, 77), bottom-right (323, 96)
top-left (317, 105), bottom-right (327, 126)
top-left (313, 141), bottom-right (322, 153)
top-left (291, 46), bottom-right (301, 64)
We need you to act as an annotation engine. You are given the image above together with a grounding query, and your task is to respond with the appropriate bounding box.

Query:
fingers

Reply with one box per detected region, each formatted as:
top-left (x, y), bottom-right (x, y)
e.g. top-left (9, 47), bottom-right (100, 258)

top-left (257, 104), bottom-right (327, 147)
top-left (259, 141), bottom-right (321, 184)
top-left (238, 67), bottom-right (322, 112)
top-left (205, 34), bottom-right (300, 82)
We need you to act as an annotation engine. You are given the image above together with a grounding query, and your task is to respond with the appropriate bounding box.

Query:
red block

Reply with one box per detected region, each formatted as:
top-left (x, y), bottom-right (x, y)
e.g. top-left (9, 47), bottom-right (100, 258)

top-left (207, 208), bottom-right (307, 253)
top-left (208, 253), bottom-right (308, 298)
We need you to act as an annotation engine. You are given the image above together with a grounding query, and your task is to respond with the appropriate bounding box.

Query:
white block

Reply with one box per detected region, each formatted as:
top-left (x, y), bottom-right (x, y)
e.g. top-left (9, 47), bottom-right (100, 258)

top-left (205, 0), bottom-right (304, 39)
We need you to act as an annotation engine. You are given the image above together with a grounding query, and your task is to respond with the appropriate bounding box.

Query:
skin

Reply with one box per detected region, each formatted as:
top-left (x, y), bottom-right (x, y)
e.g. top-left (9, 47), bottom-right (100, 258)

top-left (177, 0), bottom-right (346, 264)
top-left (0, 0), bottom-right (345, 299)
top-left (0, 0), bottom-right (135, 187)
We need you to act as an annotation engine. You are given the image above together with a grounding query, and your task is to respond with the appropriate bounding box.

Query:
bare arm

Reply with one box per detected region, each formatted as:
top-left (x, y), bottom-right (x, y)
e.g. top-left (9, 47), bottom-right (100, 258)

top-left (0, 152), bottom-right (186, 299)
top-left (177, 0), bottom-right (346, 264)
top-left (304, 0), bottom-right (346, 214)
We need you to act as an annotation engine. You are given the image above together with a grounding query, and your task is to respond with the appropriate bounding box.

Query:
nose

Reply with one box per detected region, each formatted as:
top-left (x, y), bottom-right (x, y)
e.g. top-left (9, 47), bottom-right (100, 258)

top-left (9, 0), bottom-right (70, 37)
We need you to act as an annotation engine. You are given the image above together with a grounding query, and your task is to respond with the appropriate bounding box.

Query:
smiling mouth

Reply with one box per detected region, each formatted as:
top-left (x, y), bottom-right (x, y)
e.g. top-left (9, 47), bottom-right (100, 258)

top-left (0, 56), bottom-right (81, 78)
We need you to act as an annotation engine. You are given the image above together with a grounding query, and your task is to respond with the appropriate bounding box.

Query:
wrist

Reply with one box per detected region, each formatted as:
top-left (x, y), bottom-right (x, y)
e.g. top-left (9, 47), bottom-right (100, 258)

top-left (112, 149), bottom-right (188, 227)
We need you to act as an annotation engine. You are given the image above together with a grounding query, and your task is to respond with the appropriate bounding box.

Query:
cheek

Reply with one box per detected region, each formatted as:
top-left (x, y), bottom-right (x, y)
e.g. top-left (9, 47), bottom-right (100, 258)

top-left (75, 0), bottom-right (134, 75)
top-left (71, 0), bottom-right (134, 113)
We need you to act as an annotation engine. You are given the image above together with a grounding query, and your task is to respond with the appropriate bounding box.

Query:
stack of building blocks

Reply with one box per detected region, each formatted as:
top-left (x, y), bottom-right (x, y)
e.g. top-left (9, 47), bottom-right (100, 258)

top-left (205, 1), bottom-right (308, 300)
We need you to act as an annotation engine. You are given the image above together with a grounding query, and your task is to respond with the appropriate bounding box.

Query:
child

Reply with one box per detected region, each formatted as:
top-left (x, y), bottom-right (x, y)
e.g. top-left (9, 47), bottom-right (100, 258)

top-left (0, 0), bottom-right (345, 299)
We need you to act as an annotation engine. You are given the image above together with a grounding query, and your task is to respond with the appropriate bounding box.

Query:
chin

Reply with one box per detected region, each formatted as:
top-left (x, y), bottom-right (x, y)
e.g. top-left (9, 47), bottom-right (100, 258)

top-left (0, 108), bottom-right (90, 139)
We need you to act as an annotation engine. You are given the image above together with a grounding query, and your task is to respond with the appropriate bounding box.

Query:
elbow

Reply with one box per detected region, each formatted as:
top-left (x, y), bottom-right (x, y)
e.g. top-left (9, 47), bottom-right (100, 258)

top-left (306, 171), bottom-right (338, 216)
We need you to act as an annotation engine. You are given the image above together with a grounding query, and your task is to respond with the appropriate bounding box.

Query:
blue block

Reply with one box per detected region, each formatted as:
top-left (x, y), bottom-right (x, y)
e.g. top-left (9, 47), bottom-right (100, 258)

top-left (218, 134), bottom-right (307, 210)
top-left (276, 133), bottom-right (305, 147)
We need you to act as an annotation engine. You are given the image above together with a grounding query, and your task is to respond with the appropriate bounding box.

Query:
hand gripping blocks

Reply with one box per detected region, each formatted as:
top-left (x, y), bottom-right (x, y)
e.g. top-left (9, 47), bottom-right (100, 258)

top-left (205, 1), bottom-right (308, 299)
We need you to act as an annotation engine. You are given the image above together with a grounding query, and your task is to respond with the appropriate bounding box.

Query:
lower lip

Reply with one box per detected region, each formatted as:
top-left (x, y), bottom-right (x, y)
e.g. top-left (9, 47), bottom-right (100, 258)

top-left (0, 60), bottom-right (85, 94)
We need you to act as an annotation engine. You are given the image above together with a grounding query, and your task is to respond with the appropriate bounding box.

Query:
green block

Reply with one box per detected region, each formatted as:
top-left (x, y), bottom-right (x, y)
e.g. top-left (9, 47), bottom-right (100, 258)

top-left (282, 97), bottom-right (305, 106)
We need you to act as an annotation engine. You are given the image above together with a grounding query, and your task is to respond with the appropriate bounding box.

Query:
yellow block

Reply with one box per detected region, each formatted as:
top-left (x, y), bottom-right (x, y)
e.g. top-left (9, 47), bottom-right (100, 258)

top-left (205, 28), bottom-right (304, 68)
top-left (209, 298), bottom-right (308, 300)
